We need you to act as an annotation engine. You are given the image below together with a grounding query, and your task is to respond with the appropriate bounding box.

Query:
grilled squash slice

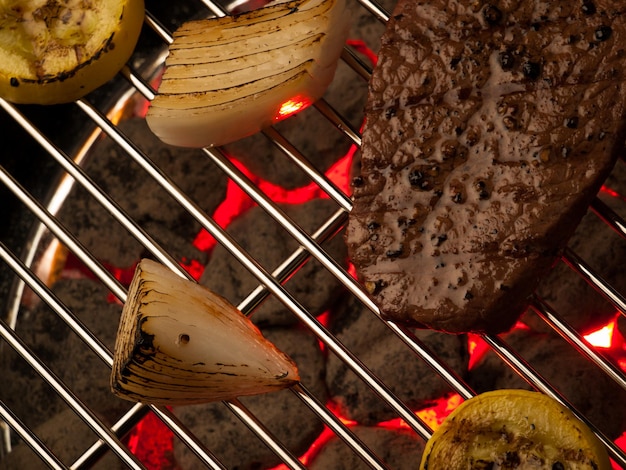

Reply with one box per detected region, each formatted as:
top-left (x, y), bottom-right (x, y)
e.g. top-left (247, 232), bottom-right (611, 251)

top-left (420, 389), bottom-right (611, 470)
top-left (0, 0), bottom-right (144, 105)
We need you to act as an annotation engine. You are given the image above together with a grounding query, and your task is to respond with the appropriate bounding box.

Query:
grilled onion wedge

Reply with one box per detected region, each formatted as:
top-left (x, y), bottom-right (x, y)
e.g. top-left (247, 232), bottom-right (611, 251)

top-left (420, 389), bottom-right (611, 470)
top-left (145, 0), bottom-right (350, 148)
top-left (0, 0), bottom-right (144, 105)
top-left (111, 259), bottom-right (300, 405)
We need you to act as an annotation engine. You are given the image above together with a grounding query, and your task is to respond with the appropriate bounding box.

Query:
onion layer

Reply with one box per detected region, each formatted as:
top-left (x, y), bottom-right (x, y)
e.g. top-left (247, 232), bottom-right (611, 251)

top-left (146, 0), bottom-right (350, 148)
top-left (110, 259), bottom-right (300, 405)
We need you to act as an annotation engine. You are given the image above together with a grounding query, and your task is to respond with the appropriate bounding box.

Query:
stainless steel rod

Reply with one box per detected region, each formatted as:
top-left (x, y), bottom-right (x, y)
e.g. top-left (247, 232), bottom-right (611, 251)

top-left (482, 334), bottom-right (626, 466)
top-left (0, 319), bottom-right (145, 470)
top-left (0, 401), bottom-right (67, 470)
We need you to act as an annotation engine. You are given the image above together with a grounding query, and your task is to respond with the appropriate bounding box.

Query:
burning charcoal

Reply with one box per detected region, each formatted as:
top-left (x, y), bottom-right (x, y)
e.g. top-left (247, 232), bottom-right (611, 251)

top-left (325, 295), bottom-right (468, 425)
top-left (468, 328), bottom-right (626, 439)
top-left (200, 199), bottom-right (347, 326)
top-left (308, 425), bottom-right (425, 469)
top-left (58, 117), bottom-right (226, 266)
top-left (523, 209), bottom-right (626, 333)
top-left (173, 327), bottom-right (326, 469)
top-left (520, 160), bottom-right (626, 334)
top-left (1, 409), bottom-right (120, 470)
top-left (1, 279), bottom-right (131, 431)
top-left (219, 0), bottom-right (384, 189)
top-left (223, 106), bottom-right (353, 190)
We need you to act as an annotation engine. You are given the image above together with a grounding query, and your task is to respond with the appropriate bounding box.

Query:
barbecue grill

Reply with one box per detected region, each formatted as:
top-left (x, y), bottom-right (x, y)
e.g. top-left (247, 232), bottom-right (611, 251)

top-left (1, 0), bottom-right (626, 468)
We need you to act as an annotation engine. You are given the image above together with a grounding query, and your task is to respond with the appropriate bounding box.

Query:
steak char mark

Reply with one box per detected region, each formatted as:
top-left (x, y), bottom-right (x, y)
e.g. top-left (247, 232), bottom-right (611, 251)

top-left (346, 0), bottom-right (626, 334)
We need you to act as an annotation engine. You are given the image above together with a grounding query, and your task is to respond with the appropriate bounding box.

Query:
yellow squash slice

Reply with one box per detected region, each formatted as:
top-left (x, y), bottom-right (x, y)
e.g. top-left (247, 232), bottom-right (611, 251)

top-left (420, 389), bottom-right (611, 470)
top-left (0, 0), bottom-right (145, 105)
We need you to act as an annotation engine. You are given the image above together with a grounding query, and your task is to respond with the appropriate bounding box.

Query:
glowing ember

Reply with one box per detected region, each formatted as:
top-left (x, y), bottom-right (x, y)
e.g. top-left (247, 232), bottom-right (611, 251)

top-left (192, 144), bottom-right (356, 256)
top-left (276, 96), bottom-right (313, 120)
top-left (467, 322), bottom-right (530, 370)
top-left (346, 39), bottom-right (379, 66)
top-left (600, 184), bottom-right (626, 202)
top-left (584, 317), bottom-right (617, 348)
top-left (126, 410), bottom-right (177, 469)
top-left (377, 393), bottom-right (464, 433)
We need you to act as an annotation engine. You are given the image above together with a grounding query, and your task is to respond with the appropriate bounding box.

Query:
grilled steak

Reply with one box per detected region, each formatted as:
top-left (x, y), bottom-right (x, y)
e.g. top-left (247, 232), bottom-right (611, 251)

top-left (346, 0), bottom-right (626, 334)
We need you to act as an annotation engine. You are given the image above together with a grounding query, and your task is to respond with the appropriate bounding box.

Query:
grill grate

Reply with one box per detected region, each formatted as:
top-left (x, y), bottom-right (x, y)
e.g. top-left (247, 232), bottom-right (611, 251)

top-left (1, 0), bottom-right (626, 468)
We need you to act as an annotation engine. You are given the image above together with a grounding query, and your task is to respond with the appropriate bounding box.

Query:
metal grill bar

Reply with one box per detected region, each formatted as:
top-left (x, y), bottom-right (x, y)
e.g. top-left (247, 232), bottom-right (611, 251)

top-left (530, 297), bottom-right (626, 391)
top-left (0, 401), bottom-right (66, 470)
top-left (1, 0), bottom-right (626, 468)
top-left (562, 247), bottom-right (626, 314)
top-left (71, 403), bottom-right (150, 469)
top-left (0, 315), bottom-right (144, 469)
top-left (0, 240), bottom-right (227, 469)
top-left (481, 331), bottom-right (626, 466)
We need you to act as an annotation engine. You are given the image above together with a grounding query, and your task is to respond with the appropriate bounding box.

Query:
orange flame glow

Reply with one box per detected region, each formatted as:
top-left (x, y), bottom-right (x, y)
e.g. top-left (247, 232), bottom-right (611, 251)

top-left (584, 318), bottom-right (617, 348)
top-left (276, 96), bottom-right (313, 120)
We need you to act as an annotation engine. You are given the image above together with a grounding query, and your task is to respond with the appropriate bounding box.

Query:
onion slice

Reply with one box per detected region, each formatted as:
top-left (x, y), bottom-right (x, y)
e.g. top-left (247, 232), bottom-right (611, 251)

top-left (110, 259), bottom-right (300, 405)
top-left (145, 0), bottom-right (350, 148)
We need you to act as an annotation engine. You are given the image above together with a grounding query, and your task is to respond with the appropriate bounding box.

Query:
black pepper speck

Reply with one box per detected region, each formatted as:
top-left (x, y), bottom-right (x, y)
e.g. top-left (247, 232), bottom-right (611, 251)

top-left (581, 1), bottom-right (596, 15)
top-left (595, 26), bottom-right (612, 42)
top-left (352, 176), bottom-right (364, 187)
top-left (565, 116), bottom-right (579, 128)
top-left (522, 61), bottom-right (541, 80)
top-left (386, 247), bottom-right (403, 258)
top-left (482, 4), bottom-right (502, 25)
top-left (498, 51), bottom-right (515, 70)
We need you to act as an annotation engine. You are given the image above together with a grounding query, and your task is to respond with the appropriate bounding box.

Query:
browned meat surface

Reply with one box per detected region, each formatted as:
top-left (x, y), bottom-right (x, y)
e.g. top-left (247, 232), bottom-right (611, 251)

top-left (346, 0), bottom-right (626, 334)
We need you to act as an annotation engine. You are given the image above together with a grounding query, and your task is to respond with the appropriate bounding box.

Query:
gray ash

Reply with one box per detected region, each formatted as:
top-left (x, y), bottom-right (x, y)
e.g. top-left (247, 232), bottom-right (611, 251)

top-left (468, 328), bottom-right (626, 440)
top-left (56, 117), bottom-right (228, 267)
top-left (200, 199), bottom-right (348, 326)
top-left (325, 294), bottom-right (469, 425)
top-left (173, 327), bottom-right (327, 470)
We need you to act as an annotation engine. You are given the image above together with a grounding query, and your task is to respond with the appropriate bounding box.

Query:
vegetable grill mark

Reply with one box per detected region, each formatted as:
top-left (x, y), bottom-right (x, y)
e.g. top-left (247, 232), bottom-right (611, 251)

top-left (135, 318), bottom-right (156, 359)
top-left (21, 32), bottom-right (117, 84)
top-left (156, 65), bottom-right (312, 109)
